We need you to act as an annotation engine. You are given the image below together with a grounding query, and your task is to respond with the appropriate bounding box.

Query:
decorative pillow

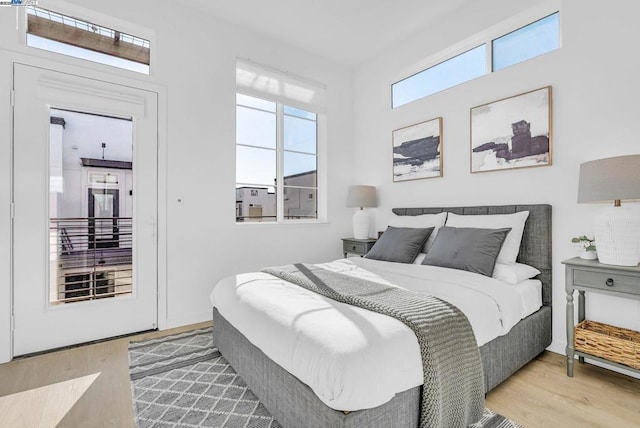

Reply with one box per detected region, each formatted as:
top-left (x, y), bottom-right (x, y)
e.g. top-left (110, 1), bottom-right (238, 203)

top-left (421, 226), bottom-right (511, 276)
top-left (445, 211), bottom-right (529, 265)
top-left (388, 212), bottom-right (447, 252)
top-left (366, 226), bottom-right (434, 264)
top-left (493, 262), bottom-right (541, 285)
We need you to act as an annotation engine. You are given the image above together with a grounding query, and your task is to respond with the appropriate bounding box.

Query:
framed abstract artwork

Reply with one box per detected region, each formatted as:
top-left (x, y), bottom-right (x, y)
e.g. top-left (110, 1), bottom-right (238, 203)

top-left (470, 86), bottom-right (552, 173)
top-left (392, 117), bottom-right (443, 182)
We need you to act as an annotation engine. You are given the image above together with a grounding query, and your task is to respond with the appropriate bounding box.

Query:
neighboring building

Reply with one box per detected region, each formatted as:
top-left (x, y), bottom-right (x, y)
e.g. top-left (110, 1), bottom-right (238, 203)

top-left (283, 170), bottom-right (317, 219)
top-left (235, 187), bottom-right (276, 222)
top-left (236, 171), bottom-right (317, 221)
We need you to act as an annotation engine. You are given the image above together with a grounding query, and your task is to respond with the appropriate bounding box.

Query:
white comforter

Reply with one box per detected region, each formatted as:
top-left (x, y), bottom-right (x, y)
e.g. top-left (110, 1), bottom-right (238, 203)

top-left (210, 258), bottom-right (541, 411)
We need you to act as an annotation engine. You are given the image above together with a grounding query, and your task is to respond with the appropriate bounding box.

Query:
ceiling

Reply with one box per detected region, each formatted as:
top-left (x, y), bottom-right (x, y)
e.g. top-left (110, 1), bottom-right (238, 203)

top-left (178, 0), bottom-right (475, 66)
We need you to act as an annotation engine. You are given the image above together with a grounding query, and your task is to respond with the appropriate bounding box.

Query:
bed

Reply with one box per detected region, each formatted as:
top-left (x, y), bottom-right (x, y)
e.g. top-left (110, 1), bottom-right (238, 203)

top-left (211, 204), bottom-right (552, 428)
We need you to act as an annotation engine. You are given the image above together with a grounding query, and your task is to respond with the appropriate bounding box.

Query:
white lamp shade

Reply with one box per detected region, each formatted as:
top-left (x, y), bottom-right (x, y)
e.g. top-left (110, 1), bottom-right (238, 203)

top-left (578, 154), bottom-right (640, 266)
top-left (346, 185), bottom-right (377, 208)
top-left (578, 155), bottom-right (640, 203)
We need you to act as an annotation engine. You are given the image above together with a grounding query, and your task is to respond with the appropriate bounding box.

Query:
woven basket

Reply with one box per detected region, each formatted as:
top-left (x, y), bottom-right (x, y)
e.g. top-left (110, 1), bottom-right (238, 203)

top-left (574, 320), bottom-right (640, 369)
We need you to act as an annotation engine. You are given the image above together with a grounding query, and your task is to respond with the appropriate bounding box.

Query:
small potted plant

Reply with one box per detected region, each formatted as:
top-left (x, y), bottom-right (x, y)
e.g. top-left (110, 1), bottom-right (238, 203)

top-left (571, 235), bottom-right (597, 260)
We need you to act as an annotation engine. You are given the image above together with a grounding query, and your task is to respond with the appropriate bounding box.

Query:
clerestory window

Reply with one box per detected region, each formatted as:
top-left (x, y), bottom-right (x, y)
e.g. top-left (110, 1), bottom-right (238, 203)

top-left (26, 5), bottom-right (150, 74)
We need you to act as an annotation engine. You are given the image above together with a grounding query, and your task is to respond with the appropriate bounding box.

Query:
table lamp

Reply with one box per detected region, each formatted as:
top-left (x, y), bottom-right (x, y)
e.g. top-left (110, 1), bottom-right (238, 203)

top-left (346, 185), bottom-right (377, 239)
top-left (577, 154), bottom-right (640, 266)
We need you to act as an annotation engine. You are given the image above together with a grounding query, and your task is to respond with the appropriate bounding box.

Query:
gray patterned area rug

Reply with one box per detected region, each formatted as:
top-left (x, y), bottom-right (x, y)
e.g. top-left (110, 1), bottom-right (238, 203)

top-left (128, 327), bottom-right (523, 428)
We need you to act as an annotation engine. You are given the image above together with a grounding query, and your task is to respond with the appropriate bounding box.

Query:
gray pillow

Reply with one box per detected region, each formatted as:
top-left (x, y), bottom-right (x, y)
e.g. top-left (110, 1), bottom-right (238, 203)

top-left (366, 226), bottom-right (434, 264)
top-left (421, 226), bottom-right (511, 276)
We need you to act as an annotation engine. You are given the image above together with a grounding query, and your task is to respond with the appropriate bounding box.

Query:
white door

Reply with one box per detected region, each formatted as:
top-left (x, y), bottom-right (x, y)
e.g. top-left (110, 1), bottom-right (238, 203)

top-left (13, 63), bottom-right (158, 356)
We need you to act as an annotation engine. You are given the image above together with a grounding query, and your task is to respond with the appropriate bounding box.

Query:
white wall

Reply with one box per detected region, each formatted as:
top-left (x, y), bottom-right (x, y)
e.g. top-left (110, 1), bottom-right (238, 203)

top-left (353, 0), bottom-right (640, 362)
top-left (0, 0), bottom-right (354, 361)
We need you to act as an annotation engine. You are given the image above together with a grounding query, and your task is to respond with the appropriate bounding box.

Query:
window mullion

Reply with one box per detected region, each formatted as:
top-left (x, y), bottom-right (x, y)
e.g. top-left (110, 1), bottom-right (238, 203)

top-left (276, 103), bottom-right (284, 223)
top-left (316, 114), bottom-right (324, 222)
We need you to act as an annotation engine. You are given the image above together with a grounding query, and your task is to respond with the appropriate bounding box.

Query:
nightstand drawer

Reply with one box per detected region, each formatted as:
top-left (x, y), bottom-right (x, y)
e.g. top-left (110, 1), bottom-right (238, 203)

top-left (573, 269), bottom-right (640, 294)
top-left (343, 241), bottom-right (367, 254)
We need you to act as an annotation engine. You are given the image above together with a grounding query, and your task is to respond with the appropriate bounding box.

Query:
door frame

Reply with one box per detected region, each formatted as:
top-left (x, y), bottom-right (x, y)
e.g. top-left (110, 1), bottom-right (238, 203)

top-left (0, 50), bottom-right (169, 363)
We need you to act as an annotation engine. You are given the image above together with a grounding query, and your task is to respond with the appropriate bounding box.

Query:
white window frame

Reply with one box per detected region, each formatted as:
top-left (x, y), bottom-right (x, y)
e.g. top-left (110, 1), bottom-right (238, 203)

top-left (391, 1), bottom-right (561, 108)
top-left (235, 92), bottom-right (326, 224)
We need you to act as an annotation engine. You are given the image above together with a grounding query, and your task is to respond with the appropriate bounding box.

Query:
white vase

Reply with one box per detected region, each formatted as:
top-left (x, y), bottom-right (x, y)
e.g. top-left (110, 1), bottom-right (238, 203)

top-left (579, 250), bottom-right (597, 260)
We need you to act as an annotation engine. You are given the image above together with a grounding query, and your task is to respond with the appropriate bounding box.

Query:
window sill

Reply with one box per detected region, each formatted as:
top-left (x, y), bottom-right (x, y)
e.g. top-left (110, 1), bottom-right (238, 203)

top-left (234, 219), bottom-right (329, 227)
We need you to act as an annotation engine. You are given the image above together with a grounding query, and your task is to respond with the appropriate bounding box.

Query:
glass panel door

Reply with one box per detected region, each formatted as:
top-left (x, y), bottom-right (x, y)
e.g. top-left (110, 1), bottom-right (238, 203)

top-left (13, 64), bottom-right (158, 356)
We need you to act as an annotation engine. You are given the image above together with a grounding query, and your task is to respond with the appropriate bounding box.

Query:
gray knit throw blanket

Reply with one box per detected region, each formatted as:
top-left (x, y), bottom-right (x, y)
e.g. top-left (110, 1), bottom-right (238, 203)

top-left (261, 263), bottom-right (485, 428)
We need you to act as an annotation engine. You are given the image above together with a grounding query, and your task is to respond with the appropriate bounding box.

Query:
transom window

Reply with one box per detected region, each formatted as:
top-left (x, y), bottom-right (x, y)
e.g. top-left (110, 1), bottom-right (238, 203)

top-left (392, 45), bottom-right (486, 109)
top-left (392, 11), bottom-right (560, 108)
top-left (236, 94), bottom-right (319, 223)
top-left (26, 6), bottom-right (150, 74)
top-left (492, 13), bottom-right (560, 71)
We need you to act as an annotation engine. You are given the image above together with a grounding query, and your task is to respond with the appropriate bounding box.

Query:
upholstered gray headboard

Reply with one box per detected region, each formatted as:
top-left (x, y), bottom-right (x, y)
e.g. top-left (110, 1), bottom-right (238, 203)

top-left (392, 204), bottom-right (552, 306)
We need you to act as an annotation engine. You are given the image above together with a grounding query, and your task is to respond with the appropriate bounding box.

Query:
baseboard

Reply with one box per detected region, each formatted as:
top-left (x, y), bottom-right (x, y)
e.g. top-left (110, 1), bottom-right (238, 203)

top-left (546, 341), bottom-right (640, 379)
top-left (164, 311), bottom-right (212, 331)
top-left (547, 342), bottom-right (564, 355)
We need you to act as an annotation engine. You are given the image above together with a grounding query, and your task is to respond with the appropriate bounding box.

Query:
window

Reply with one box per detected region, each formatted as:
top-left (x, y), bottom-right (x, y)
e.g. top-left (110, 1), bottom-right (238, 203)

top-left (392, 11), bottom-right (560, 108)
top-left (392, 45), bottom-right (486, 108)
top-left (236, 94), bottom-right (319, 222)
top-left (89, 172), bottom-right (119, 185)
top-left (235, 59), bottom-right (325, 223)
top-left (492, 13), bottom-right (560, 71)
top-left (26, 6), bottom-right (150, 74)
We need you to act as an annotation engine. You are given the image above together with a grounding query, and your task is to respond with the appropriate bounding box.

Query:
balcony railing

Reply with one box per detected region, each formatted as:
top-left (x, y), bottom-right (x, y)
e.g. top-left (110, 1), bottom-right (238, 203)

top-left (235, 215), bottom-right (317, 222)
top-left (50, 217), bottom-right (132, 305)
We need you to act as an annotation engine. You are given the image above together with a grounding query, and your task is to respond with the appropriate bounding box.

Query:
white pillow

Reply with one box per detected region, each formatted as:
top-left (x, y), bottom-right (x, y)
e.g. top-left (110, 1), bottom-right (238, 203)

top-left (493, 262), bottom-right (540, 285)
top-left (388, 212), bottom-right (447, 252)
top-left (445, 211), bottom-right (529, 265)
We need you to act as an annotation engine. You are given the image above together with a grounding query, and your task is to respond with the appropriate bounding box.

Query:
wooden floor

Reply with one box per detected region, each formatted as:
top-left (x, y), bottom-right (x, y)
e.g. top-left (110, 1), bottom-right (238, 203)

top-left (486, 352), bottom-right (640, 427)
top-left (0, 323), bottom-right (212, 428)
top-left (0, 326), bottom-right (638, 428)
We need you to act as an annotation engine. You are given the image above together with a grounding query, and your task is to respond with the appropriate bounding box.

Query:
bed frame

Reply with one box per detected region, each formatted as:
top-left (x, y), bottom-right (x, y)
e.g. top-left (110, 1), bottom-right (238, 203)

top-left (213, 204), bottom-right (552, 428)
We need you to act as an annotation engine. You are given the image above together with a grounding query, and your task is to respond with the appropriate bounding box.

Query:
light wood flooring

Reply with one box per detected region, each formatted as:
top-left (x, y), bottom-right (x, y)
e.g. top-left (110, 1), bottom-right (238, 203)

top-left (0, 326), bottom-right (638, 428)
top-left (486, 352), bottom-right (640, 427)
top-left (0, 323), bottom-right (212, 428)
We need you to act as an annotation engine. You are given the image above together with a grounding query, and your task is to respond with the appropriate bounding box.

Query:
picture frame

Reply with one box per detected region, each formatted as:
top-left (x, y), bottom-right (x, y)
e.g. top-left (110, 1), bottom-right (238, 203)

top-left (470, 86), bottom-right (552, 173)
top-left (392, 117), bottom-right (443, 182)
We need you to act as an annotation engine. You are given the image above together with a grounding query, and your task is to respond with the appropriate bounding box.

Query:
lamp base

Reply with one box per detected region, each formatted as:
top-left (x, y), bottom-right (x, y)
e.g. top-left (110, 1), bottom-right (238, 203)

top-left (352, 209), bottom-right (370, 239)
top-left (593, 206), bottom-right (640, 266)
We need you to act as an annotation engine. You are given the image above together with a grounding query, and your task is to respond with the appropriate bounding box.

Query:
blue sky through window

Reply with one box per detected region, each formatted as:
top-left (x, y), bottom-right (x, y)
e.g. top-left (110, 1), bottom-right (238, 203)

top-left (284, 152), bottom-right (317, 179)
top-left (236, 106), bottom-right (276, 149)
top-left (236, 145), bottom-right (276, 185)
top-left (392, 45), bottom-right (486, 108)
top-left (284, 106), bottom-right (316, 121)
top-left (493, 13), bottom-right (559, 71)
top-left (284, 115), bottom-right (316, 155)
top-left (236, 94), bottom-right (318, 187)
